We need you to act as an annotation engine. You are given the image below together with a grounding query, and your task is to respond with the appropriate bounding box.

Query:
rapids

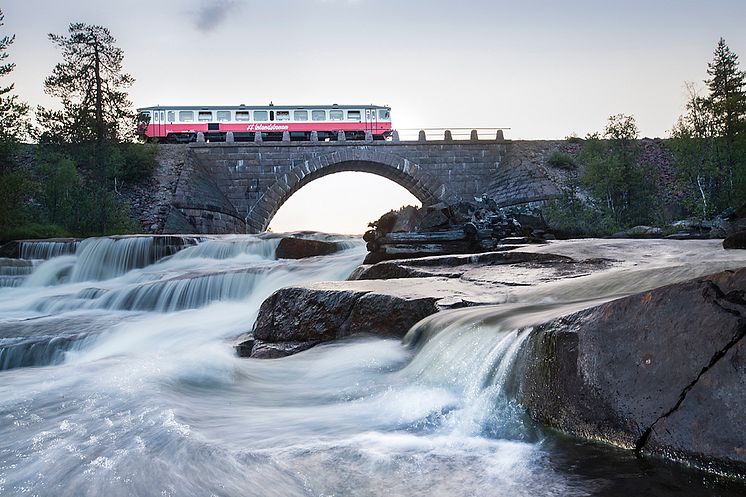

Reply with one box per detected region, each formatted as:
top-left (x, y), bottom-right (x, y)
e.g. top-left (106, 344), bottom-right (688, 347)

top-left (0, 235), bottom-right (745, 497)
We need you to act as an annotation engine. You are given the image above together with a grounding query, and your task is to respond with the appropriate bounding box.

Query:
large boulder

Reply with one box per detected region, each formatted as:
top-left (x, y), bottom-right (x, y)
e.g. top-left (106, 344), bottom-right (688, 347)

top-left (723, 231), bottom-right (746, 249)
top-left (252, 285), bottom-right (441, 356)
top-left (510, 267), bottom-right (746, 477)
top-left (275, 237), bottom-right (339, 259)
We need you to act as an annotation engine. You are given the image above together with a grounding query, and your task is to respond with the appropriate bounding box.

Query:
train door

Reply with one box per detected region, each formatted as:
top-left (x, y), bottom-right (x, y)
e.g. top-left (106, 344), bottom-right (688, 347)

top-left (153, 110), bottom-right (165, 139)
top-left (159, 110), bottom-right (166, 138)
top-left (365, 108), bottom-right (377, 135)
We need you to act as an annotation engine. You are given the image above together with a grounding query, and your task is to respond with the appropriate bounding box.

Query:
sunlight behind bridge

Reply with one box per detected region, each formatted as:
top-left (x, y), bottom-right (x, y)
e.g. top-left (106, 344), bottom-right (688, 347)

top-left (268, 172), bottom-right (421, 235)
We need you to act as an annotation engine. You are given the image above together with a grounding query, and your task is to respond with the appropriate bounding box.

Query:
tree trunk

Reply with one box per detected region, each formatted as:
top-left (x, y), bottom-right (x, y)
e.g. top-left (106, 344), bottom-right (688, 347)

top-left (93, 41), bottom-right (104, 144)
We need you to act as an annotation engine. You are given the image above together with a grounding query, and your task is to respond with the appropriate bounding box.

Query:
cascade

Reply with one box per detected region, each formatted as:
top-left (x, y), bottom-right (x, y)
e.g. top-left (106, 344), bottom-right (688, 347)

top-left (0, 234), bottom-right (744, 496)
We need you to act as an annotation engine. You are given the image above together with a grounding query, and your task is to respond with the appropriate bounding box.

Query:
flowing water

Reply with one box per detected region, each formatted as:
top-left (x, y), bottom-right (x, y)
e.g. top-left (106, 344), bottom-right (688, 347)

top-left (1, 235), bottom-right (745, 497)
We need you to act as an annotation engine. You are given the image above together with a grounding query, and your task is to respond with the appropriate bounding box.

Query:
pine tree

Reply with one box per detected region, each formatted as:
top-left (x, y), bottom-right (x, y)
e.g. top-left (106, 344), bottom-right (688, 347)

top-left (705, 38), bottom-right (746, 138)
top-left (704, 38), bottom-right (746, 206)
top-left (706, 38), bottom-right (746, 139)
top-left (0, 9), bottom-right (30, 155)
top-left (37, 23), bottom-right (134, 144)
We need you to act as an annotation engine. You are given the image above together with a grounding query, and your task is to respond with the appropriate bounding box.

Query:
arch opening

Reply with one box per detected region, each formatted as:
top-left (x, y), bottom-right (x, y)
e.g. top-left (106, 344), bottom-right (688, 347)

top-left (268, 172), bottom-right (421, 234)
top-left (247, 151), bottom-right (451, 233)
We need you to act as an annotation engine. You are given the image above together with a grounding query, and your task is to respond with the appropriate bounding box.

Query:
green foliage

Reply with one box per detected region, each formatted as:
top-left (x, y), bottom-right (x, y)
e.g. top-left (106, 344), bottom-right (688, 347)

top-left (0, 9), bottom-right (30, 165)
top-left (546, 150), bottom-right (577, 170)
top-left (54, 142), bottom-right (157, 181)
top-left (34, 149), bottom-right (137, 237)
top-left (579, 115), bottom-right (659, 230)
top-left (671, 38), bottom-right (746, 218)
top-left (0, 16), bottom-right (147, 240)
top-left (0, 169), bottom-right (34, 230)
top-left (0, 10), bottom-right (36, 238)
top-left (544, 115), bottom-right (660, 236)
top-left (542, 182), bottom-right (617, 237)
top-left (706, 38), bottom-right (746, 139)
top-left (110, 142), bottom-right (158, 181)
top-left (37, 23), bottom-right (134, 145)
top-left (0, 223), bottom-right (68, 242)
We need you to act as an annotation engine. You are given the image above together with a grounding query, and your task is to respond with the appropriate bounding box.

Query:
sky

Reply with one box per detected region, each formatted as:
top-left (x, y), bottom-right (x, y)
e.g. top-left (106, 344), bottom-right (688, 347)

top-left (3, 0), bottom-right (746, 233)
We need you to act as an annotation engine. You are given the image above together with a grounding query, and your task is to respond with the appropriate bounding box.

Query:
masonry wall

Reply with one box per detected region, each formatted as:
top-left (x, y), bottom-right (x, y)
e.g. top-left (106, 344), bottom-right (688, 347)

top-left (163, 139), bottom-right (567, 234)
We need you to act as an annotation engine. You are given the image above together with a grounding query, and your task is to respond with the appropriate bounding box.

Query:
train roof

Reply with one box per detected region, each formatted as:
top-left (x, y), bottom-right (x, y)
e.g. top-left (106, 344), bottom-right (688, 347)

top-left (137, 104), bottom-right (390, 111)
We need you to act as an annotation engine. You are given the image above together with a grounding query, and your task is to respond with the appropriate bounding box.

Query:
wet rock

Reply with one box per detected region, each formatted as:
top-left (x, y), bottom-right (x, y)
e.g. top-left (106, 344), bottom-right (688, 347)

top-left (275, 237), bottom-right (339, 259)
top-left (352, 251), bottom-right (574, 281)
top-left (341, 292), bottom-right (439, 338)
top-left (610, 225), bottom-right (663, 238)
top-left (511, 267), bottom-right (746, 476)
top-left (254, 288), bottom-right (364, 343)
top-left (253, 285), bottom-right (440, 347)
top-left (233, 333), bottom-right (254, 357)
top-left (365, 196), bottom-right (546, 263)
top-left (250, 340), bottom-right (320, 359)
top-left (723, 231), bottom-right (746, 249)
top-left (417, 207), bottom-right (449, 230)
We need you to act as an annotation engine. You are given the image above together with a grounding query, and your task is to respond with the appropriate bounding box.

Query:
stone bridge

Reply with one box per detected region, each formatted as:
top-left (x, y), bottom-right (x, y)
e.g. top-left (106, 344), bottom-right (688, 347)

top-left (165, 134), bottom-right (562, 234)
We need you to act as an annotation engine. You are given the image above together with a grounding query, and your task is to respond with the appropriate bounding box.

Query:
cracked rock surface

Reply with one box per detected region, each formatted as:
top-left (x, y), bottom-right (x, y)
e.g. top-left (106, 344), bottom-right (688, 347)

top-left (510, 267), bottom-right (746, 476)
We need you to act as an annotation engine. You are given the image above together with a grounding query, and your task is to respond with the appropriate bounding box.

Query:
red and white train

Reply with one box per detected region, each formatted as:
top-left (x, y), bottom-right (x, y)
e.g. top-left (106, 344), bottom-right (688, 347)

top-left (137, 104), bottom-right (393, 142)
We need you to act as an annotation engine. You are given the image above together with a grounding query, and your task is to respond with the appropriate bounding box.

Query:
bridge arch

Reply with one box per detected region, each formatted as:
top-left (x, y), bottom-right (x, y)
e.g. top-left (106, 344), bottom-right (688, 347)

top-left (246, 148), bottom-right (454, 233)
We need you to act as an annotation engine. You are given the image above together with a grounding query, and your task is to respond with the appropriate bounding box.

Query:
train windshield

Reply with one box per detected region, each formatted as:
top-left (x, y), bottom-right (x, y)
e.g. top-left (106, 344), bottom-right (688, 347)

top-left (137, 111), bottom-right (151, 125)
top-left (378, 109), bottom-right (390, 120)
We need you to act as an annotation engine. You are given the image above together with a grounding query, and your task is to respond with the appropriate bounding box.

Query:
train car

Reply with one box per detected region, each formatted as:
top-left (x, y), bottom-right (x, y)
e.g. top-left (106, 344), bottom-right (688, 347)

top-left (136, 104), bottom-right (392, 143)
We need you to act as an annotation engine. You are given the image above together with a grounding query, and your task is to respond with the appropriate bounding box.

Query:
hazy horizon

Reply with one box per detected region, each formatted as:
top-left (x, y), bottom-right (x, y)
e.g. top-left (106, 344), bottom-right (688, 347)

top-left (4, 0), bottom-right (745, 233)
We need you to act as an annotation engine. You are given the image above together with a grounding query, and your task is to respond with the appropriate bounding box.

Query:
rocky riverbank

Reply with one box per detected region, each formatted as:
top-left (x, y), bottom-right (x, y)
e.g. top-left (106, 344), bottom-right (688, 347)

top-left (511, 266), bottom-right (746, 477)
top-left (243, 238), bottom-right (746, 478)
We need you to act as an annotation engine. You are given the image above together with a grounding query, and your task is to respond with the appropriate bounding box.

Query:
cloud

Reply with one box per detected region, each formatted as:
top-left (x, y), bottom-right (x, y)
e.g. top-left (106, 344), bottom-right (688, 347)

top-left (192, 0), bottom-right (244, 32)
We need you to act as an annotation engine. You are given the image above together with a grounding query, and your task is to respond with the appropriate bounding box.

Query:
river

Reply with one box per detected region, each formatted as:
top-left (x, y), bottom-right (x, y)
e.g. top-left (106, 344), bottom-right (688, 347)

top-left (0, 234), bottom-right (745, 496)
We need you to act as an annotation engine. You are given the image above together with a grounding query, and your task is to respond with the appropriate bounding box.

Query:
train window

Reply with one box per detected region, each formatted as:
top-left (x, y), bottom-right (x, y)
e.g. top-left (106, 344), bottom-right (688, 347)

top-left (254, 110), bottom-right (269, 121)
top-left (312, 110), bottom-right (326, 121)
top-left (167, 111), bottom-right (175, 122)
top-left (276, 111), bottom-right (290, 121)
top-left (347, 110), bottom-right (361, 121)
top-left (198, 111), bottom-right (213, 122)
top-left (217, 111), bottom-right (231, 121)
top-left (138, 111), bottom-right (151, 124)
top-left (329, 110), bottom-right (344, 121)
top-left (235, 111), bottom-right (250, 121)
top-left (378, 109), bottom-right (390, 120)
top-left (294, 110), bottom-right (308, 121)
top-left (179, 111), bottom-right (194, 122)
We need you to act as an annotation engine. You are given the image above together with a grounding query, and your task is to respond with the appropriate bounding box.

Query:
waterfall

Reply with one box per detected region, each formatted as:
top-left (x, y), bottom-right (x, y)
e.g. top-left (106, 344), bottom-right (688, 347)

top-left (0, 234), bottom-right (366, 371)
top-left (1, 235), bottom-right (744, 497)
top-left (19, 239), bottom-right (79, 260)
top-left (22, 255), bottom-right (76, 287)
top-left (170, 236), bottom-right (280, 261)
top-left (0, 257), bottom-right (37, 288)
top-left (70, 237), bottom-right (174, 282)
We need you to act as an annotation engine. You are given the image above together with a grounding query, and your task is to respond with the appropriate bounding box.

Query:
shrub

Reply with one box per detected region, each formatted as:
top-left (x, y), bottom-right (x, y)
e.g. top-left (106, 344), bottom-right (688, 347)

top-left (546, 150), bottom-right (577, 170)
